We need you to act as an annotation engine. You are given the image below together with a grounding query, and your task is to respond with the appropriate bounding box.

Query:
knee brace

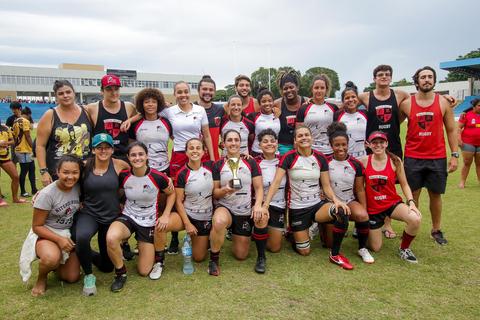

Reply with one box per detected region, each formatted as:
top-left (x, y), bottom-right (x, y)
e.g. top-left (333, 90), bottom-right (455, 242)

top-left (296, 239), bottom-right (310, 250)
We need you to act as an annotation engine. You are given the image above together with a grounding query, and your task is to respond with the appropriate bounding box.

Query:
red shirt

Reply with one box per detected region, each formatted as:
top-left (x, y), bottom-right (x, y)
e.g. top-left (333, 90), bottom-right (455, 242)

top-left (405, 94), bottom-right (446, 159)
top-left (364, 155), bottom-right (402, 215)
top-left (243, 97), bottom-right (256, 114)
top-left (459, 110), bottom-right (480, 146)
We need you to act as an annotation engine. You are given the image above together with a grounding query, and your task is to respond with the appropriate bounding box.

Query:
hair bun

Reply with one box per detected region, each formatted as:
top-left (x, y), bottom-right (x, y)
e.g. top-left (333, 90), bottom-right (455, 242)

top-left (345, 81), bottom-right (357, 89)
top-left (201, 75), bottom-right (212, 80)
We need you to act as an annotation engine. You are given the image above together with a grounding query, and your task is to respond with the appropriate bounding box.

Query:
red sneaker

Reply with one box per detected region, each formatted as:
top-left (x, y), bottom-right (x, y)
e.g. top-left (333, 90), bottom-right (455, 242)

top-left (329, 254), bottom-right (354, 270)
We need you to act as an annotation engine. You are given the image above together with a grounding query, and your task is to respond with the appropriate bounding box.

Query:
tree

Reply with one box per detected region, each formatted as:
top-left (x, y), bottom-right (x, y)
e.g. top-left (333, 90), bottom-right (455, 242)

top-left (444, 48), bottom-right (480, 82)
top-left (300, 67), bottom-right (340, 98)
top-left (250, 67), bottom-right (279, 98)
top-left (363, 82), bottom-right (376, 93)
top-left (391, 78), bottom-right (413, 87)
top-left (214, 89), bottom-right (228, 101)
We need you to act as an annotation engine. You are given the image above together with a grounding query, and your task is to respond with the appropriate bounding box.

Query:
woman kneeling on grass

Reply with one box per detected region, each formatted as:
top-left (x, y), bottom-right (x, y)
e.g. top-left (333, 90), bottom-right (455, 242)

top-left (208, 129), bottom-right (267, 275)
top-left (255, 129), bottom-right (287, 253)
top-left (263, 126), bottom-right (351, 268)
top-left (106, 142), bottom-right (175, 292)
top-left (326, 122), bottom-right (374, 267)
top-left (153, 138), bottom-right (215, 278)
top-left (20, 155), bottom-right (83, 296)
top-left (359, 131), bottom-right (422, 263)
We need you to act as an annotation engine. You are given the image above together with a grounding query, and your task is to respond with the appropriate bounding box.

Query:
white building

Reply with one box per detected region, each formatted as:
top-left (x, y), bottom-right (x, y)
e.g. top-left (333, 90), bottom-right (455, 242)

top-left (0, 63), bottom-right (201, 104)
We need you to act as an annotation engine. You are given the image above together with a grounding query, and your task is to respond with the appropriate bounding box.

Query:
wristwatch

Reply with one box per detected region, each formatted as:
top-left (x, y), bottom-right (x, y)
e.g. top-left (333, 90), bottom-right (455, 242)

top-left (451, 152), bottom-right (460, 158)
top-left (39, 168), bottom-right (49, 175)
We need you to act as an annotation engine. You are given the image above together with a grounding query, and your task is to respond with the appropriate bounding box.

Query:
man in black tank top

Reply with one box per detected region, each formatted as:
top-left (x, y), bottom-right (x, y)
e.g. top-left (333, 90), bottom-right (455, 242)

top-left (85, 75), bottom-right (137, 159)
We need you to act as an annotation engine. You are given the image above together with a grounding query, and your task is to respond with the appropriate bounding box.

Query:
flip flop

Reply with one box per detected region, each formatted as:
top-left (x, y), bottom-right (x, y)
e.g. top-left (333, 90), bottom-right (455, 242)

top-left (0, 199), bottom-right (8, 207)
top-left (13, 198), bottom-right (28, 204)
top-left (382, 229), bottom-right (397, 239)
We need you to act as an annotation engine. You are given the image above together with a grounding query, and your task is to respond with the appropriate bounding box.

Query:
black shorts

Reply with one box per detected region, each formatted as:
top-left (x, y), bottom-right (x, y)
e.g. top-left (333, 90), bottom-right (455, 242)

top-left (116, 215), bottom-right (154, 244)
top-left (289, 201), bottom-right (327, 232)
top-left (216, 205), bottom-right (253, 236)
top-left (368, 202), bottom-right (402, 230)
top-left (188, 216), bottom-right (212, 236)
top-left (268, 206), bottom-right (286, 230)
top-left (404, 157), bottom-right (447, 194)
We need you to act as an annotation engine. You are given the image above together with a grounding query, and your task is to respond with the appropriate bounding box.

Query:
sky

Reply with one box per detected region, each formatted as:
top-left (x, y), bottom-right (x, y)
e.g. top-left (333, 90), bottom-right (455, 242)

top-left (0, 0), bottom-right (477, 94)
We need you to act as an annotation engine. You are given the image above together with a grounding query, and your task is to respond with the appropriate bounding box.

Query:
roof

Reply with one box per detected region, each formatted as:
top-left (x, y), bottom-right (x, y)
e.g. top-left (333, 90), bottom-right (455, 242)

top-left (439, 57), bottom-right (480, 78)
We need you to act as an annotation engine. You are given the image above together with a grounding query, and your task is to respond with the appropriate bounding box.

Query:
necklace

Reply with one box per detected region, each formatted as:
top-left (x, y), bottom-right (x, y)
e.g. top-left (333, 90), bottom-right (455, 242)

top-left (94, 168), bottom-right (107, 176)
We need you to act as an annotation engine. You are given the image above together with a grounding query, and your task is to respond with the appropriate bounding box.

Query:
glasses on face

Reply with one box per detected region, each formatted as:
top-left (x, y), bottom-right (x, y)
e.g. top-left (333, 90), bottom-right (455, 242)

top-left (376, 72), bottom-right (391, 78)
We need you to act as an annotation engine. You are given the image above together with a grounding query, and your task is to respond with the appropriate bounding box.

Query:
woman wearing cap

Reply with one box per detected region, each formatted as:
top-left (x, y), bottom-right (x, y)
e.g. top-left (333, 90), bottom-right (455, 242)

top-left (457, 98), bottom-right (480, 188)
top-left (274, 70), bottom-right (307, 155)
top-left (20, 155), bottom-right (83, 297)
top-left (74, 133), bottom-right (129, 296)
top-left (263, 126), bottom-right (351, 267)
top-left (208, 129), bottom-right (267, 275)
top-left (359, 131), bottom-right (422, 263)
top-left (334, 82), bottom-right (368, 158)
top-left (296, 74), bottom-right (338, 156)
top-left (106, 142), bottom-right (175, 292)
top-left (36, 80), bottom-right (92, 186)
top-left (247, 90), bottom-right (281, 157)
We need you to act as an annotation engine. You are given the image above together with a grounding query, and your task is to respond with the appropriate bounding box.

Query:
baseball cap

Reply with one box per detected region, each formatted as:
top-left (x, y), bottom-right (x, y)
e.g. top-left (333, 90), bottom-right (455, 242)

top-left (101, 74), bottom-right (122, 88)
top-left (368, 131), bottom-right (388, 142)
top-left (92, 133), bottom-right (114, 148)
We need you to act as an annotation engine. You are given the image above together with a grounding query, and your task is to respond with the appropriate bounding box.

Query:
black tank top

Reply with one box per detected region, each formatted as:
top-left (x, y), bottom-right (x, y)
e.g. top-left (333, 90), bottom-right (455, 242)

top-left (81, 159), bottom-right (120, 223)
top-left (46, 107), bottom-right (92, 176)
top-left (279, 97), bottom-right (305, 145)
top-left (366, 90), bottom-right (403, 158)
top-left (93, 101), bottom-right (129, 158)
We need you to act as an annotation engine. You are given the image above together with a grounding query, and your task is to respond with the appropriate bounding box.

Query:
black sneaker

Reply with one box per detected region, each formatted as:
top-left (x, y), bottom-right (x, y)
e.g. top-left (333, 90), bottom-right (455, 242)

top-left (254, 257), bottom-right (266, 274)
top-left (431, 230), bottom-right (448, 245)
top-left (167, 241), bottom-right (179, 255)
top-left (208, 260), bottom-right (220, 276)
top-left (398, 248), bottom-right (418, 264)
top-left (122, 243), bottom-right (135, 261)
top-left (111, 274), bottom-right (127, 292)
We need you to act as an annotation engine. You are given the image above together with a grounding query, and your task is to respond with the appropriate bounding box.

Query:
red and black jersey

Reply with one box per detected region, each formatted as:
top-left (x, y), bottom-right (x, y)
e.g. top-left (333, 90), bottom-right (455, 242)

top-left (212, 157), bottom-right (261, 216)
top-left (279, 150), bottom-right (328, 209)
top-left (364, 155), bottom-right (402, 214)
top-left (327, 155), bottom-right (364, 203)
top-left (334, 110), bottom-right (368, 157)
top-left (220, 116), bottom-right (255, 155)
top-left (256, 155), bottom-right (286, 209)
top-left (247, 112), bottom-right (281, 154)
top-left (119, 167), bottom-right (169, 227)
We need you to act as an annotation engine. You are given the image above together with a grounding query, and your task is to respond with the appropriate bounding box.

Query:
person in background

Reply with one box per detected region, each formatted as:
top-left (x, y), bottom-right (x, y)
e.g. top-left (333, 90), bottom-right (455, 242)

top-left (457, 98), bottom-right (480, 188)
top-left (234, 75), bottom-right (259, 113)
top-left (13, 107), bottom-right (37, 197)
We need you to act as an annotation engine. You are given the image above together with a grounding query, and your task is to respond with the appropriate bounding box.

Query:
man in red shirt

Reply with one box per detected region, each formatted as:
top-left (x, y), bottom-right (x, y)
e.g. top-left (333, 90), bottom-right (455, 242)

top-left (400, 66), bottom-right (458, 245)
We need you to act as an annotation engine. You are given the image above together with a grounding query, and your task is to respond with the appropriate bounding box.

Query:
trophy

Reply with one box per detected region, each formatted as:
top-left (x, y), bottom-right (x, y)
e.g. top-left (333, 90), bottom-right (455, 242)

top-left (227, 157), bottom-right (243, 190)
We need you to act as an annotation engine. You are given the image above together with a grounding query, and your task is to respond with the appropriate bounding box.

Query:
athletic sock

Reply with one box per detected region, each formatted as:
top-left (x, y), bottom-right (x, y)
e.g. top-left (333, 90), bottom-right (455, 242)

top-left (331, 226), bottom-right (347, 256)
top-left (155, 250), bottom-right (165, 264)
top-left (252, 226), bottom-right (269, 259)
top-left (355, 221), bottom-right (370, 249)
top-left (400, 231), bottom-right (416, 249)
top-left (170, 232), bottom-right (179, 245)
top-left (115, 265), bottom-right (127, 276)
top-left (210, 250), bottom-right (220, 264)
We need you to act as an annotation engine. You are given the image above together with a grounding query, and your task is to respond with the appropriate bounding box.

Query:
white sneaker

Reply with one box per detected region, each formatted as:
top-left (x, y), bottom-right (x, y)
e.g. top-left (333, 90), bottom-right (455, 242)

top-left (149, 262), bottom-right (164, 280)
top-left (357, 248), bottom-right (375, 264)
top-left (308, 222), bottom-right (319, 240)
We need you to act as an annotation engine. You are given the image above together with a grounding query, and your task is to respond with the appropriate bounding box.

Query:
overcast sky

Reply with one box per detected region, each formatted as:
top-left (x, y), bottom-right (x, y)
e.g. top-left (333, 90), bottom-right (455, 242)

top-left (0, 0), bottom-right (476, 94)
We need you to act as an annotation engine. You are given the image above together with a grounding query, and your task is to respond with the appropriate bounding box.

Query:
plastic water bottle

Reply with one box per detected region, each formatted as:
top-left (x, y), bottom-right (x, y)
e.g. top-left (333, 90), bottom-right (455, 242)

top-left (182, 234), bottom-right (194, 275)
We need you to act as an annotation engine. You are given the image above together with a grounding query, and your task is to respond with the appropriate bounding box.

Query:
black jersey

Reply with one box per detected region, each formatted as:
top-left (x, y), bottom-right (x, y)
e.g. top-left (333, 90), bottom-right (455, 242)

top-left (278, 97), bottom-right (306, 145)
top-left (366, 90), bottom-right (402, 158)
top-left (93, 101), bottom-right (130, 158)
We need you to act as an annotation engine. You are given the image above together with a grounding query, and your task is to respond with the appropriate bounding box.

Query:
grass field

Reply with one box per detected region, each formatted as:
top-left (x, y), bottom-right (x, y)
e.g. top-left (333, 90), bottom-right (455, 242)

top-left (0, 127), bottom-right (479, 319)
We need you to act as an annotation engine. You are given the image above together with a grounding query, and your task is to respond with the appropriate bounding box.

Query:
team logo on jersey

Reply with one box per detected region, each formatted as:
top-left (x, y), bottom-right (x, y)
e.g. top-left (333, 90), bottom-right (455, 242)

top-left (286, 115), bottom-right (296, 128)
top-left (416, 112), bottom-right (434, 130)
top-left (104, 119), bottom-right (122, 138)
top-left (214, 117), bottom-right (221, 127)
top-left (143, 184), bottom-right (154, 193)
top-left (375, 105), bottom-right (392, 123)
top-left (369, 175), bottom-right (387, 192)
top-left (242, 220), bottom-right (250, 230)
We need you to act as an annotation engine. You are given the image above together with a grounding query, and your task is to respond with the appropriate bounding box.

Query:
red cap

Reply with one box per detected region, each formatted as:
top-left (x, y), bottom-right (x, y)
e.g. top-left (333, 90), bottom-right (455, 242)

top-left (368, 131), bottom-right (388, 142)
top-left (101, 75), bottom-right (121, 88)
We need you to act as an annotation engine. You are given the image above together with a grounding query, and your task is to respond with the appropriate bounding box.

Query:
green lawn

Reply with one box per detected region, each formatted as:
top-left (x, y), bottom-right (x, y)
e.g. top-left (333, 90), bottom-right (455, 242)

top-left (0, 127), bottom-right (479, 319)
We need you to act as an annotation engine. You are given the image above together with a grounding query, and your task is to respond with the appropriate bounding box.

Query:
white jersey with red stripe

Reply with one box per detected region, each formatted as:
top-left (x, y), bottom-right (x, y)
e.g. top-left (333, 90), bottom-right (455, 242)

top-left (119, 168), bottom-right (169, 227)
top-left (213, 157), bottom-right (262, 216)
top-left (220, 116), bottom-right (254, 155)
top-left (159, 104), bottom-right (208, 152)
top-left (130, 118), bottom-right (172, 171)
top-left (256, 155), bottom-right (286, 209)
top-left (248, 112), bottom-right (281, 154)
top-left (296, 102), bottom-right (338, 154)
top-left (280, 150), bottom-right (329, 209)
top-left (175, 161), bottom-right (214, 221)
top-left (327, 155), bottom-right (364, 203)
top-left (335, 110), bottom-right (368, 158)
